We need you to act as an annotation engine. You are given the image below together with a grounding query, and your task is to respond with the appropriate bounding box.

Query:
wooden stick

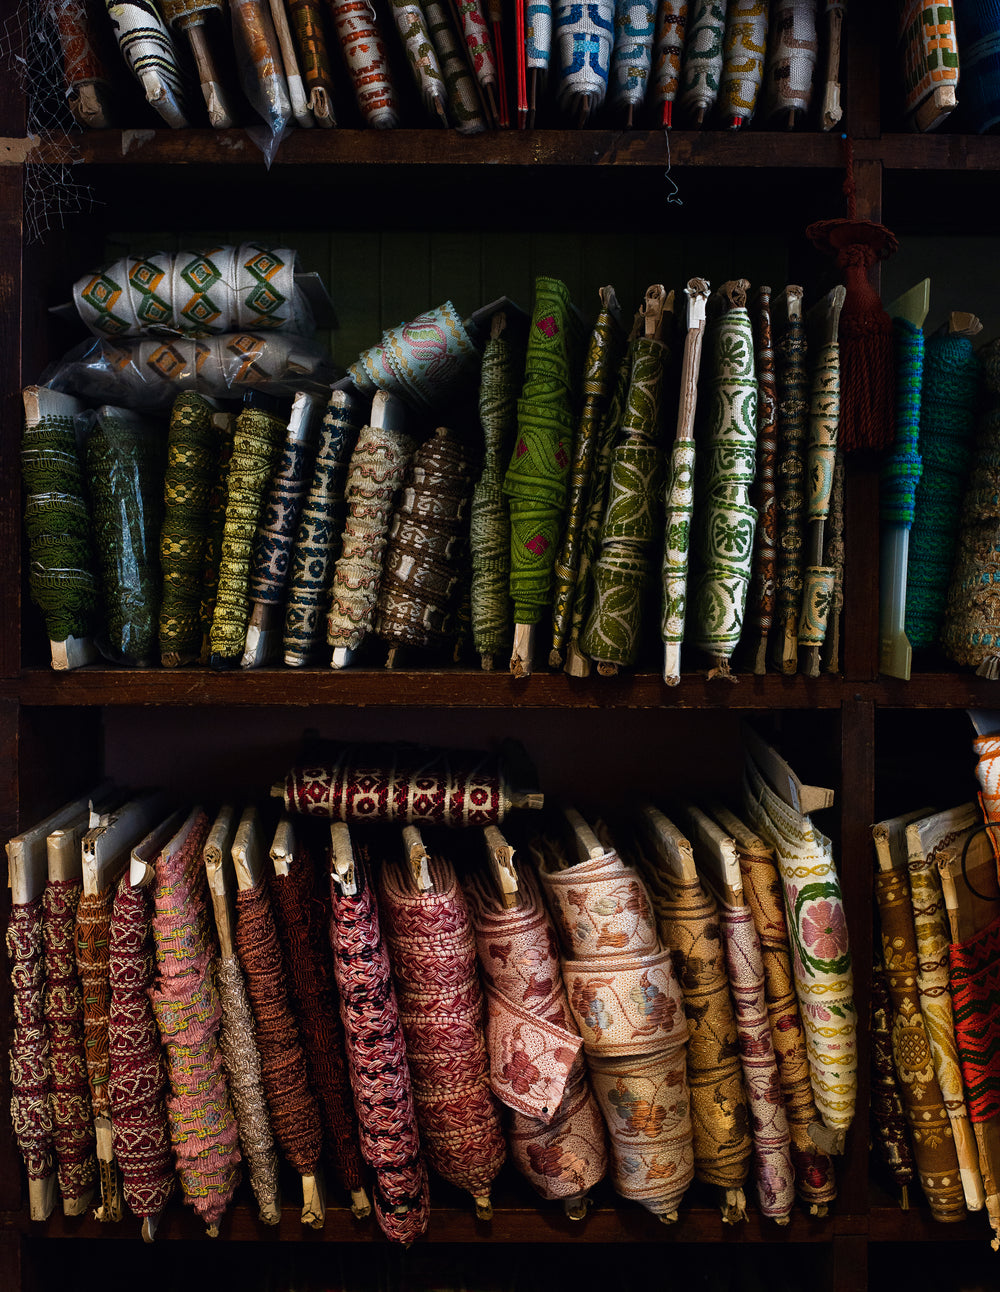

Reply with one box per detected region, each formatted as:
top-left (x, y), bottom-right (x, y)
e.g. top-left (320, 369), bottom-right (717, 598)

top-left (483, 825), bottom-right (519, 907)
top-left (204, 804), bottom-right (240, 962)
top-left (742, 723), bottom-right (834, 814)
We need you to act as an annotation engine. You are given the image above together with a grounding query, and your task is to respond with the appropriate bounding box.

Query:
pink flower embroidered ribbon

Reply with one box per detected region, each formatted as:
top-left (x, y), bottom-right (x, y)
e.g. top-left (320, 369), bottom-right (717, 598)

top-left (717, 902), bottom-right (796, 1222)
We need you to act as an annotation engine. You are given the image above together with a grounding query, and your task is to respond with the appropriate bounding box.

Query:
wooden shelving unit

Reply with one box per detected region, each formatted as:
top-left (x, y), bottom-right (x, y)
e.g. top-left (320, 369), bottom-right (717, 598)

top-left (2, 5), bottom-right (998, 1289)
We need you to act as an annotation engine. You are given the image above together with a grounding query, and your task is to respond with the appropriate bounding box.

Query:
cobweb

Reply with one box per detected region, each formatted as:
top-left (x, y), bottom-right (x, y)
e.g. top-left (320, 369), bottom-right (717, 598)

top-left (0, 2), bottom-right (97, 243)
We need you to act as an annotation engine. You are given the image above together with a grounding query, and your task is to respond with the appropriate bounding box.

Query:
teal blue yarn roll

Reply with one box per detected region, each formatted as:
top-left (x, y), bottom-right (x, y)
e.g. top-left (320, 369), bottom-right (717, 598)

top-left (881, 320), bottom-right (924, 528)
top-left (904, 333), bottom-right (982, 651)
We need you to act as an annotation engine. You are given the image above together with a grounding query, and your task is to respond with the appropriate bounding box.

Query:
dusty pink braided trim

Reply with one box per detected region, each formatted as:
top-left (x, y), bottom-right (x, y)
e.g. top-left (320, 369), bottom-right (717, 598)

top-left (43, 878), bottom-right (96, 1203)
top-left (379, 855), bottom-right (505, 1202)
top-left (328, 857), bottom-right (428, 1244)
top-left (149, 811), bottom-right (241, 1227)
top-left (7, 897), bottom-right (55, 1182)
top-left (108, 876), bottom-right (173, 1219)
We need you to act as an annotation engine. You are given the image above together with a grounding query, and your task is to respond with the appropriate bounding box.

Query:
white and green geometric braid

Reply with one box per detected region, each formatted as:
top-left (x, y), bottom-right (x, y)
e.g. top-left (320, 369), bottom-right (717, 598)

top-left (691, 279), bottom-right (759, 676)
top-left (581, 285), bottom-right (673, 672)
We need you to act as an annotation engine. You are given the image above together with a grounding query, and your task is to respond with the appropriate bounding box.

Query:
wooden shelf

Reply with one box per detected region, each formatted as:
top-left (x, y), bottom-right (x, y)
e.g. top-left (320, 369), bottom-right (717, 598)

top-left (8, 667), bottom-right (847, 710)
top-left (34, 128), bottom-right (849, 171)
top-left (1, 1200), bottom-right (853, 1245)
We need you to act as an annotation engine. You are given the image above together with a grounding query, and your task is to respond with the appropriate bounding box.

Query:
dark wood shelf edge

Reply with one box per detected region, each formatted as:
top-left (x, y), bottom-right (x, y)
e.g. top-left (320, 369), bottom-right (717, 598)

top-left (868, 1204), bottom-right (996, 1243)
top-left (0, 1203), bottom-right (858, 1244)
top-left (6, 668), bottom-right (847, 709)
top-left (6, 669), bottom-right (1000, 711)
top-left (31, 128), bottom-right (847, 170)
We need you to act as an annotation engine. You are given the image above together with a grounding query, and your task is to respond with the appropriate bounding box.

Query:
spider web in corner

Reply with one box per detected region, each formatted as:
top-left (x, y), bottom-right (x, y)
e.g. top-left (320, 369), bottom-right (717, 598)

top-left (0, 2), bottom-right (98, 244)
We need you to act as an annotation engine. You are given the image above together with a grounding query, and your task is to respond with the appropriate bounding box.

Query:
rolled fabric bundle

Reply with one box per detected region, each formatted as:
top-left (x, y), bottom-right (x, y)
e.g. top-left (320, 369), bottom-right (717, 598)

top-left (75, 887), bottom-right (120, 1221)
top-left (773, 286), bottom-right (807, 674)
top-left (160, 0), bottom-right (237, 127)
top-left (553, 0), bottom-right (615, 121)
top-left (537, 824), bottom-right (694, 1221)
top-left (710, 801), bottom-right (836, 1213)
top-left (566, 336), bottom-right (632, 676)
top-left (287, 0), bottom-right (338, 124)
top-left (683, 805), bottom-right (795, 1223)
top-left (453, 0), bottom-right (500, 122)
top-left (525, 0), bottom-right (554, 123)
top-left (235, 873), bottom-right (324, 1217)
top-left (284, 391), bottom-right (364, 666)
top-left (276, 742), bottom-right (513, 827)
top-left (74, 245), bottom-right (313, 341)
top-left (230, 0), bottom-right (293, 153)
top-left (504, 276), bottom-right (582, 677)
top-left (43, 876), bottom-right (97, 1213)
top-left (651, 0), bottom-right (689, 126)
top-left (798, 286), bottom-right (845, 675)
top-left (898, 0), bottom-right (959, 130)
top-left (679, 0), bottom-right (727, 123)
top-left (159, 391), bottom-right (221, 667)
top-left (609, 0), bottom-right (658, 123)
top-left (719, 0), bottom-right (767, 127)
top-left (375, 426), bottom-right (477, 661)
top-left (149, 810), bottom-right (242, 1235)
top-left (550, 288), bottom-right (624, 672)
top-left (955, 0), bottom-right (1000, 133)
top-left (325, 404), bottom-right (416, 665)
top-left (905, 330), bottom-right (981, 653)
top-left (871, 958), bottom-right (917, 1207)
top-left (387, 0), bottom-right (449, 120)
top-left (472, 312), bottom-right (522, 670)
top-left (421, 0), bottom-right (488, 133)
top-left (85, 405), bottom-right (164, 666)
top-left (690, 279), bottom-right (758, 679)
top-left (820, 0), bottom-right (842, 128)
top-left (324, 0), bottom-right (400, 126)
top-left (206, 803), bottom-right (280, 1225)
top-left (348, 301), bottom-right (481, 413)
top-left (50, 0), bottom-right (115, 127)
top-left (660, 278), bottom-right (710, 686)
top-left (21, 386), bottom-right (101, 670)
top-left (941, 339), bottom-right (1000, 676)
top-left (906, 805), bottom-right (989, 1212)
top-left (265, 0), bottom-right (312, 126)
top-left (744, 286), bottom-right (778, 675)
top-left (108, 871), bottom-right (175, 1229)
top-left (761, 0), bottom-right (817, 127)
top-left (379, 849), bottom-right (506, 1216)
top-left (939, 817), bottom-right (1000, 1250)
top-left (269, 826), bottom-right (368, 1216)
top-left (54, 332), bottom-right (334, 410)
top-left (632, 809), bottom-right (751, 1223)
top-left (873, 862), bottom-right (966, 1222)
top-left (464, 864), bottom-right (607, 1209)
top-left (328, 831), bottom-right (429, 1244)
top-left (6, 897), bottom-right (55, 1216)
top-left (209, 403), bottom-right (286, 666)
top-left (243, 392), bottom-right (324, 668)
top-left (198, 411), bottom-right (235, 663)
top-left (581, 285), bottom-right (672, 673)
top-left (742, 755), bottom-right (855, 1147)
top-left (104, 1), bottom-right (191, 127)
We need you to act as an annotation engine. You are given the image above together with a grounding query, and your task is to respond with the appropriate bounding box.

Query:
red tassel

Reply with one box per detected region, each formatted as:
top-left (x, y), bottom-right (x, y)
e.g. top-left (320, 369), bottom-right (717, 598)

top-left (806, 138), bottom-right (898, 453)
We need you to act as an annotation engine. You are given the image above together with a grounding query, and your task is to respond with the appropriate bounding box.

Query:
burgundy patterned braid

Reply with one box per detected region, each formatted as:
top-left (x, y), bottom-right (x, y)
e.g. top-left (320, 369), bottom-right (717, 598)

top-left (75, 889), bottom-right (114, 1122)
top-left (43, 877), bottom-right (97, 1206)
top-left (279, 744), bottom-right (508, 828)
top-left (464, 867), bottom-right (608, 1204)
top-left (234, 876), bottom-right (322, 1179)
top-left (7, 897), bottom-right (55, 1186)
top-left (149, 812), bottom-right (242, 1231)
top-left (328, 850), bottom-right (429, 1244)
top-left (379, 854), bottom-right (506, 1211)
top-left (108, 875), bottom-right (174, 1219)
top-left (269, 841), bottom-right (366, 1202)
